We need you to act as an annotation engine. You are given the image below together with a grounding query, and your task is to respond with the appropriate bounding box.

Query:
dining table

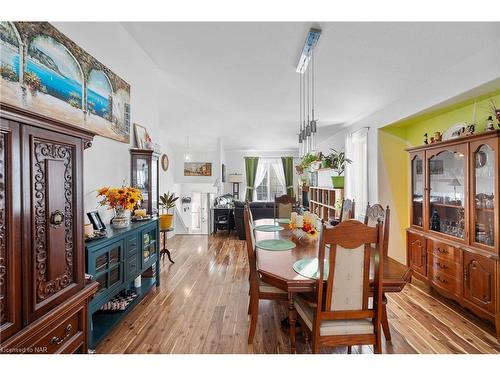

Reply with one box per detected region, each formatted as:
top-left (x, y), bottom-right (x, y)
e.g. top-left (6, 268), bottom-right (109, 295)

top-left (253, 218), bottom-right (413, 353)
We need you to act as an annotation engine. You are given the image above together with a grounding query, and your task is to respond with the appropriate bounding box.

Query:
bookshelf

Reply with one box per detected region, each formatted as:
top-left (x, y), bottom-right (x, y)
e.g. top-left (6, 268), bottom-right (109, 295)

top-left (308, 186), bottom-right (344, 221)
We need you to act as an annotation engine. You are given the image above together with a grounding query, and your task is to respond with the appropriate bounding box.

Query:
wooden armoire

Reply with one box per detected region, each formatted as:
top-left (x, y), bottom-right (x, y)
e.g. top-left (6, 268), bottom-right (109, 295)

top-left (0, 106), bottom-right (98, 354)
top-left (406, 130), bottom-right (500, 341)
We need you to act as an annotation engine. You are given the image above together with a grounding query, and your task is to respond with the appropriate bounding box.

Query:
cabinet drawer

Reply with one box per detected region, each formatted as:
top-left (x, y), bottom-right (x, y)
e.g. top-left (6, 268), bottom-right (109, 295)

top-left (430, 269), bottom-right (459, 295)
top-left (127, 235), bottom-right (138, 256)
top-left (427, 239), bottom-right (459, 262)
top-left (127, 255), bottom-right (140, 278)
top-left (428, 254), bottom-right (459, 278)
top-left (33, 307), bottom-right (84, 354)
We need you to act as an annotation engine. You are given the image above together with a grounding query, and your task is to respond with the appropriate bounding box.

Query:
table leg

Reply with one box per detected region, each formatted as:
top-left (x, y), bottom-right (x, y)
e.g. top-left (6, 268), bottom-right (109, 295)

top-left (288, 293), bottom-right (297, 354)
top-left (160, 231), bottom-right (175, 264)
top-left (381, 293), bottom-right (391, 342)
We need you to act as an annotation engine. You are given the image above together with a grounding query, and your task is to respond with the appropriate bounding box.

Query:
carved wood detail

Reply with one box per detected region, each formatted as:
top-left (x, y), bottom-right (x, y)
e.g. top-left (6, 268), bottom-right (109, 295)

top-left (0, 133), bottom-right (6, 324)
top-left (32, 140), bottom-right (74, 302)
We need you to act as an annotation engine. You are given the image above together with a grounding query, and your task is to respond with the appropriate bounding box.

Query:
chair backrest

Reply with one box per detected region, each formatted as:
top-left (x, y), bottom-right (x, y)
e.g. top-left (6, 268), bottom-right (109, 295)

top-left (274, 194), bottom-right (296, 219)
top-left (243, 205), bottom-right (258, 288)
top-left (339, 198), bottom-right (355, 222)
top-left (364, 203), bottom-right (390, 257)
top-left (315, 220), bottom-right (384, 327)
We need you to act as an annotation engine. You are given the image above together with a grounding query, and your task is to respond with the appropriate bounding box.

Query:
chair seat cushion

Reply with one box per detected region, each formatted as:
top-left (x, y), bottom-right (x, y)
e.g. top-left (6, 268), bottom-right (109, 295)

top-left (294, 295), bottom-right (374, 336)
top-left (258, 278), bottom-right (287, 294)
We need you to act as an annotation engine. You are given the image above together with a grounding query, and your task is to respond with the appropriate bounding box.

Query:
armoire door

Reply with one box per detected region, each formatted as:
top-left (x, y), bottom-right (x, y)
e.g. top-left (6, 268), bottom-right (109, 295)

top-left (0, 118), bottom-right (22, 342)
top-left (21, 125), bottom-right (85, 323)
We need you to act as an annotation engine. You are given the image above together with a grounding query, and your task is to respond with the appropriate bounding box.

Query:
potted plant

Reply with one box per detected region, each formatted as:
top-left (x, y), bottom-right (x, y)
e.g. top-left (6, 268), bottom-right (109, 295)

top-left (159, 191), bottom-right (178, 230)
top-left (327, 149), bottom-right (352, 188)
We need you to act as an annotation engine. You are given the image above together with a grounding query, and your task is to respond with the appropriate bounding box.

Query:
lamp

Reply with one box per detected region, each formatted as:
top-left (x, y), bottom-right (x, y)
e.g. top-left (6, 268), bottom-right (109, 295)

top-left (184, 136), bottom-right (191, 162)
top-left (228, 174), bottom-right (244, 200)
top-left (448, 177), bottom-right (462, 202)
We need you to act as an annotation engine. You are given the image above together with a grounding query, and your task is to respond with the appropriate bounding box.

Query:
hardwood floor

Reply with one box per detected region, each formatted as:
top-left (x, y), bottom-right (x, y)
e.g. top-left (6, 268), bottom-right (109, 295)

top-left (96, 234), bottom-right (500, 354)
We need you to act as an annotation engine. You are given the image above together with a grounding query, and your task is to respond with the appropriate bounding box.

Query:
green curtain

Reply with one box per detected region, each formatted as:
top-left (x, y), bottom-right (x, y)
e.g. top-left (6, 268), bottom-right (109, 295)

top-left (281, 157), bottom-right (294, 197)
top-left (244, 157), bottom-right (259, 201)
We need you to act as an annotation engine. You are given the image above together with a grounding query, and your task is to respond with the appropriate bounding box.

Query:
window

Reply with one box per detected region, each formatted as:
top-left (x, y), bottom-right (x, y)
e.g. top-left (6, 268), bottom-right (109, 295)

top-left (345, 127), bottom-right (368, 220)
top-left (254, 159), bottom-right (286, 201)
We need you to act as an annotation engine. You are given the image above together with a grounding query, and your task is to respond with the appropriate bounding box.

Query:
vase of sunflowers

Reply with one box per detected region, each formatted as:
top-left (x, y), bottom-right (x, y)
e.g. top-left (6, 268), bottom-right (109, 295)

top-left (97, 186), bottom-right (142, 229)
top-left (289, 212), bottom-right (319, 241)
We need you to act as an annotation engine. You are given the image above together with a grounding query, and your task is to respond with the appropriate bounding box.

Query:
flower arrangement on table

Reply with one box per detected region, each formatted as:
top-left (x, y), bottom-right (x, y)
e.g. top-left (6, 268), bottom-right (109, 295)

top-left (97, 186), bottom-right (143, 228)
top-left (289, 211), bottom-right (319, 240)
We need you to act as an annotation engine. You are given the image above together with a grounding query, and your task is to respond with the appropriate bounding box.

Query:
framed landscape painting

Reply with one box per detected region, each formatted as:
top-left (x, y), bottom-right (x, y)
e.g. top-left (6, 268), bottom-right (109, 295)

top-left (184, 162), bottom-right (212, 177)
top-left (0, 22), bottom-right (131, 143)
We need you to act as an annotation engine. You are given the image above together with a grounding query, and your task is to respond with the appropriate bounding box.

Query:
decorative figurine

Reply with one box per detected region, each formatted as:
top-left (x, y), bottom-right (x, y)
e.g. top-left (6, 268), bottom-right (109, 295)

top-left (466, 124), bottom-right (475, 136)
top-left (430, 136), bottom-right (435, 144)
top-left (486, 116), bottom-right (495, 131)
top-left (423, 133), bottom-right (428, 144)
top-left (490, 99), bottom-right (500, 126)
top-left (433, 131), bottom-right (442, 142)
top-left (430, 209), bottom-right (441, 232)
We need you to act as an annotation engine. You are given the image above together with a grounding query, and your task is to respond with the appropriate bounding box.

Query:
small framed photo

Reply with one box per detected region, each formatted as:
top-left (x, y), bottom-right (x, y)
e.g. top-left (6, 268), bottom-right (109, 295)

top-left (133, 123), bottom-right (147, 149)
top-left (87, 211), bottom-right (106, 231)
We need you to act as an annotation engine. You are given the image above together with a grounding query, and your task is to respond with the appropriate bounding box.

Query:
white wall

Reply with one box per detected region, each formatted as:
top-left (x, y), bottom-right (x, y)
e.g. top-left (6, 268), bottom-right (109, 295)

top-left (53, 22), bottom-right (175, 224)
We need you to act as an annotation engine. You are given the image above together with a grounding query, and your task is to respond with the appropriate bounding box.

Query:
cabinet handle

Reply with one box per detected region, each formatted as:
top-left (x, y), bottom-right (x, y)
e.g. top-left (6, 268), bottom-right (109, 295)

top-left (435, 275), bottom-right (449, 285)
top-left (436, 247), bottom-right (449, 255)
top-left (49, 209), bottom-right (65, 228)
top-left (50, 324), bottom-right (72, 346)
top-left (436, 262), bottom-right (448, 270)
top-left (463, 269), bottom-right (468, 282)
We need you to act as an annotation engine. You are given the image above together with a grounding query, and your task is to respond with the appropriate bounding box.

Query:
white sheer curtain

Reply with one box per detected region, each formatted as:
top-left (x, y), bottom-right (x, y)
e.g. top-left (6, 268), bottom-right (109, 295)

top-left (345, 127), bottom-right (369, 220)
top-left (253, 158), bottom-right (286, 200)
top-left (253, 159), bottom-right (269, 199)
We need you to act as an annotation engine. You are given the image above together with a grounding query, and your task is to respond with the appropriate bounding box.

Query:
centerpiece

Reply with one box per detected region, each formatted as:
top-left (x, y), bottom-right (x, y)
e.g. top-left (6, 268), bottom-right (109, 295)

top-left (289, 211), bottom-right (319, 241)
top-left (97, 186), bottom-right (142, 229)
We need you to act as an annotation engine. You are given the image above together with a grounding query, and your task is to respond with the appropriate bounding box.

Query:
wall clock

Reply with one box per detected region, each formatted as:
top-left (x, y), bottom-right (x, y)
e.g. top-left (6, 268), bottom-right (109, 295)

top-left (161, 154), bottom-right (169, 171)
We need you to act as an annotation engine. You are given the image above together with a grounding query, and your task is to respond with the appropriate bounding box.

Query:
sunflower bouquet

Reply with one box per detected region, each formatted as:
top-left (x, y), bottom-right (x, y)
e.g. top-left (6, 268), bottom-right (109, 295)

top-left (97, 186), bottom-right (142, 211)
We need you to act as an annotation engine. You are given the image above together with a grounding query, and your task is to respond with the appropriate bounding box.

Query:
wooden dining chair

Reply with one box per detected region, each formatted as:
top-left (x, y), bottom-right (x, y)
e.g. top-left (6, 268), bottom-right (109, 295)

top-left (274, 194), bottom-right (296, 219)
top-left (364, 203), bottom-right (392, 342)
top-left (292, 220), bottom-right (384, 354)
top-left (244, 205), bottom-right (288, 344)
top-left (339, 198), bottom-right (355, 222)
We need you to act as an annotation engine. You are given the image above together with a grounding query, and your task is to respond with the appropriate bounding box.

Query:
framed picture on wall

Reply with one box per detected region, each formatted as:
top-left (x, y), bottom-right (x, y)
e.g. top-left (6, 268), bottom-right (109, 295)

top-left (133, 123), bottom-right (147, 149)
top-left (184, 162), bottom-right (212, 176)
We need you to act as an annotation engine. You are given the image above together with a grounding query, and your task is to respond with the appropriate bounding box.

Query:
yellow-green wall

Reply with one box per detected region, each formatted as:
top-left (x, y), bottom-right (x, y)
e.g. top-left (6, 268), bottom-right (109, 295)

top-left (379, 90), bottom-right (500, 263)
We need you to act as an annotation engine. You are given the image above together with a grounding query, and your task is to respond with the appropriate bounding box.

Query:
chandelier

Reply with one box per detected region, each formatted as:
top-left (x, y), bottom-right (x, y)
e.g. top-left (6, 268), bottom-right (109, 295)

top-left (297, 28), bottom-right (321, 157)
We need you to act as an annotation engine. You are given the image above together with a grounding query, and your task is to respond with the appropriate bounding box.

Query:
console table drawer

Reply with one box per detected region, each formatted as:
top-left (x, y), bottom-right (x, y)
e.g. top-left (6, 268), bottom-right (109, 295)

top-left (428, 254), bottom-right (458, 278)
top-left (427, 239), bottom-right (459, 262)
top-left (430, 269), bottom-right (459, 295)
top-left (127, 235), bottom-right (138, 256)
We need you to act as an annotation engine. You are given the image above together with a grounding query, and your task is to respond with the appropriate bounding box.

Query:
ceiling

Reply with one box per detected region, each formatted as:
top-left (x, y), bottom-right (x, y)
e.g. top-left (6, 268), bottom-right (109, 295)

top-left (123, 22), bottom-right (500, 151)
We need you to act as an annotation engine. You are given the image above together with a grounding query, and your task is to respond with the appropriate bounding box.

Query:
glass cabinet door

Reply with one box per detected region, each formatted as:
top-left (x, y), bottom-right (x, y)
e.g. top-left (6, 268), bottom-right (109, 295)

top-left (411, 153), bottom-right (424, 227)
top-left (471, 142), bottom-right (496, 248)
top-left (428, 146), bottom-right (467, 239)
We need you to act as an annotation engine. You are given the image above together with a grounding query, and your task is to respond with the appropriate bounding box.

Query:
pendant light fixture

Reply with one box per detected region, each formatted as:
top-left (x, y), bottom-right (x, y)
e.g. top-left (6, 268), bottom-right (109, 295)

top-left (184, 136), bottom-right (191, 161)
top-left (296, 27), bottom-right (321, 156)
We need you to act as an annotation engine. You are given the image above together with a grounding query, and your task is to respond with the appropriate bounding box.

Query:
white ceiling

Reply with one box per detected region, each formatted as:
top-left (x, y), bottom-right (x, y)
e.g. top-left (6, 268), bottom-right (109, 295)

top-left (122, 22), bottom-right (500, 151)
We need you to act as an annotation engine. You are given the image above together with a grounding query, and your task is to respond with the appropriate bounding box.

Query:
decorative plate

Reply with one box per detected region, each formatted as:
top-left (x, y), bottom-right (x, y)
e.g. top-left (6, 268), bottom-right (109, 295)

top-left (256, 239), bottom-right (296, 251)
top-left (293, 258), bottom-right (329, 280)
top-left (442, 122), bottom-right (467, 141)
top-left (161, 154), bottom-right (169, 171)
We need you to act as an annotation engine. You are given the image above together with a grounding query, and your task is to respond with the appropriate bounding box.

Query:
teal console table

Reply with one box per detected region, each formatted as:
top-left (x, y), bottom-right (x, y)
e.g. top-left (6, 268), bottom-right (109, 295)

top-left (85, 219), bottom-right (160, 348)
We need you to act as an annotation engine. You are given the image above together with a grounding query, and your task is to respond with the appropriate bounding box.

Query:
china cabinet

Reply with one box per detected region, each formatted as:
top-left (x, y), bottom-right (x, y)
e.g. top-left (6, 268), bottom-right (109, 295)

top-left (406, 130), bottom-right (500, 340)
top-left (0, 106), bottom-right (98, 353)
top-left (130, 148), bottom-right (160, 216)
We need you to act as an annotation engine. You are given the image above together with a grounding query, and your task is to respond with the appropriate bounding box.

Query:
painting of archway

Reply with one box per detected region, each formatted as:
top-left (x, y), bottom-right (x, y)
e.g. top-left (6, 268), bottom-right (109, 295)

top-left (87, 69), bottom-right (112, 120)
top-left (0, 22), bottom-right (21, 82)
top-left (26, 34), bottom-right (84, 108)
top-left (0, 22), bottom-right (131, 143)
